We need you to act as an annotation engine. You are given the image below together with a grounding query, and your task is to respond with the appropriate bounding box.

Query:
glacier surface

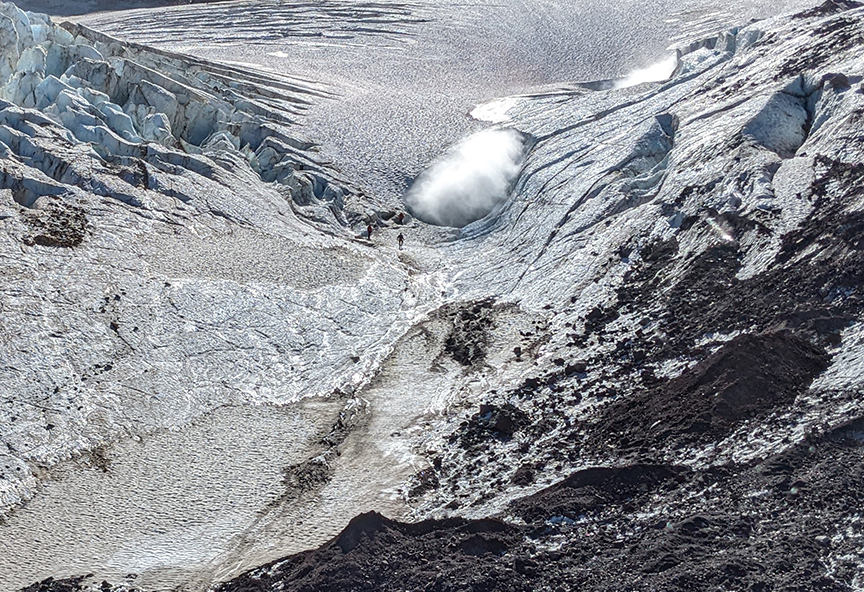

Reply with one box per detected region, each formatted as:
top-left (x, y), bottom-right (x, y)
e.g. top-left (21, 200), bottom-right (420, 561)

top-left (4, 0), bottom-right (864, 591)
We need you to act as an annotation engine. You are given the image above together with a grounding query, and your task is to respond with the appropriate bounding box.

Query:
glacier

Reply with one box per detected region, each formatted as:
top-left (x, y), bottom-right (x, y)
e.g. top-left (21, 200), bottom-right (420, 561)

top-left (3, 0), bottom-right (864, 591)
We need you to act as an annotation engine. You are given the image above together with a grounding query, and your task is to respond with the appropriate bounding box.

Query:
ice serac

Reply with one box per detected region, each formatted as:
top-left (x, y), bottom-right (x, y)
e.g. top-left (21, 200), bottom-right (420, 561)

top-left (0, 6), bottom-right (371, 229)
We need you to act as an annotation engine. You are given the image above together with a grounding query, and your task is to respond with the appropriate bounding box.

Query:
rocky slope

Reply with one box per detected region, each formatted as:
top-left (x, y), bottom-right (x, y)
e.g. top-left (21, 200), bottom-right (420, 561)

top-left (7, 0), bottom-right (864, 590)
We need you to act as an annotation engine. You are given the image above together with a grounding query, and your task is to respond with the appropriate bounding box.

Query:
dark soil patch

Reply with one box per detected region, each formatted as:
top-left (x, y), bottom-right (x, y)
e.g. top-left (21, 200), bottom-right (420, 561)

top-left (450, 403), bottom-right (530, 450)
top-left (82, 445), bottom-right (111, 473)
top-left (588, 332), bottom-right (829, 452)
top-left (25, 413), bottom-right (864, 591)
top-left (22, 201), bottom-right (88, 248)
top-left (606, 157), bottom-right (864, 362)
top-left (407, 468), bottom-right (440, 499)
top-left (444, 299), bottom-right (496, 367)
top-left (778, 14), bottom-right (864, 79)
top-left (19, 577), bottom-right (143, 592)
top-left (19, 577), bottom-right (88, 592)
top-left (282, 458), bottom-right (332, 496)
top-left (617, 236), bottom-right (679, 305)
top-left (509, 464), bottom-right (684, 524)
top-left (793, 0), bottom-right (863, 19)
top-left (280, 397), bottom-right (369, 501)
top-left (509, 462), bottom-right (539, 486)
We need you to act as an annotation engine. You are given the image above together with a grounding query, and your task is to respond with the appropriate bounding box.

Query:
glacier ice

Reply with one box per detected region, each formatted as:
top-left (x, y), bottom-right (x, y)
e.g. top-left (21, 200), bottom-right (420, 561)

top-left (0, 5), bottom-right (358, 227)
top-left (0, 0), bottom-right (394, 529)
top-left (4, 0), bottom-right (864, 590)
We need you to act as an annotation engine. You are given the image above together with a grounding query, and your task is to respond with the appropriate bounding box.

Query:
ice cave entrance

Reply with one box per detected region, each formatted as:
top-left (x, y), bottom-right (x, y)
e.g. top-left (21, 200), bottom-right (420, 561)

top-left (404, 128), bottom-right (531, 228)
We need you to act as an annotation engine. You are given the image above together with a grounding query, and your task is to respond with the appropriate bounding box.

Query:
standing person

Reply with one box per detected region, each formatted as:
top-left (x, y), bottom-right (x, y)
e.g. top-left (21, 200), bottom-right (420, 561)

top-left (397, 233), bottom-right (404, 250)
top-left (367, 224), bottom-right (373, 240)
top-left (397, 212), bottom-right (405, 225)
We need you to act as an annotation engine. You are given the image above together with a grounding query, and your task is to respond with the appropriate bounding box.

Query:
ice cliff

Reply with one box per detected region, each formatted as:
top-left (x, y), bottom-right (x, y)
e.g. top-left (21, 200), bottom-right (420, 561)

top-left (6, 0), bottom-right (864, 591)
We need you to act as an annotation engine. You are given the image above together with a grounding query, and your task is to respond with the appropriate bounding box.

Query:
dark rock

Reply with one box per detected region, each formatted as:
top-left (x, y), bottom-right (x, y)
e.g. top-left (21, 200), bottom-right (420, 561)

top-left (589, 332), bottom-right (829, 452)
top-left (22, 201), bottom-right (88, 248)
top-left (823, 72), bottom-right (851, 89)
top-left (794, 0), bottom-right (863, 18)
top-left (564, 361), bottom-right (586, 375)
top-left (453, 403), bottom-right (530, 449)
top-left (444, 299), bottom-right (496, 366)
top-left (509, 465), bottom-right (684, 524)
top-left (510, 463), bottom-right (537, 486)
top-left (407, 468), bottom-right (440, 498)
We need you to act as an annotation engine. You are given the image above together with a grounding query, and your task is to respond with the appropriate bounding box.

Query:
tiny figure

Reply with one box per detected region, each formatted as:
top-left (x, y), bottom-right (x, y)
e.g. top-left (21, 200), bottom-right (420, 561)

top-left (397, 233), bottom-right (404, 250)
top-left (397, 212), bottom-right (405, 225)
top-left (367, 224), bottom-right (373, 240)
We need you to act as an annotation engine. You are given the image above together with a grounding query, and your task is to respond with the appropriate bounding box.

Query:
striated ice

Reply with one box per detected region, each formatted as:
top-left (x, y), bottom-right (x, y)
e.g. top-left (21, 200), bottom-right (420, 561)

top-left (135, 78), bottom-right (178, 123)
top-left (0, 3), bottom-right (32, 57)
top-left (16, 45), bottom-right (44, 75)
top-left (0, 5), bottom-right (369, 535)
top-left (141, 111), bottom-right (173, 145)
top-left (76, 84), bottom-right (107, 105)
top-left (2, 69), bottom-right (42, 107)
top-left (96, 100), bottom-right (141, 142)
top-left (0, 14), bottom-right (19, 82)
top-left (34, 74), bottom-right (68, 108)
top-left (742, 90), bottom-right (809, 158)
top-left (45, 42), bottom-right (102, 78)
top-left (202, 129), bottom-right (240, 153)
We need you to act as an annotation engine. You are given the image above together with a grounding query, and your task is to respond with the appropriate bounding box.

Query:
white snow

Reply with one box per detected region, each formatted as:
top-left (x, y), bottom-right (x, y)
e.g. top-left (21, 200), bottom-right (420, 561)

top-left (614, 54), bottom-right (679, 88)
top-left (470, 97), bottom-right (520, 123)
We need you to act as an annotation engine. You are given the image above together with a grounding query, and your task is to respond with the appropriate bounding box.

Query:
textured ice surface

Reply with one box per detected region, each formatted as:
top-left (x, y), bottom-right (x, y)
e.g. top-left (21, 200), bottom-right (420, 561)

top-left (0, 0), bottom-right (409, 565)
top-left (7, 0), bottom-right (864, 591)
